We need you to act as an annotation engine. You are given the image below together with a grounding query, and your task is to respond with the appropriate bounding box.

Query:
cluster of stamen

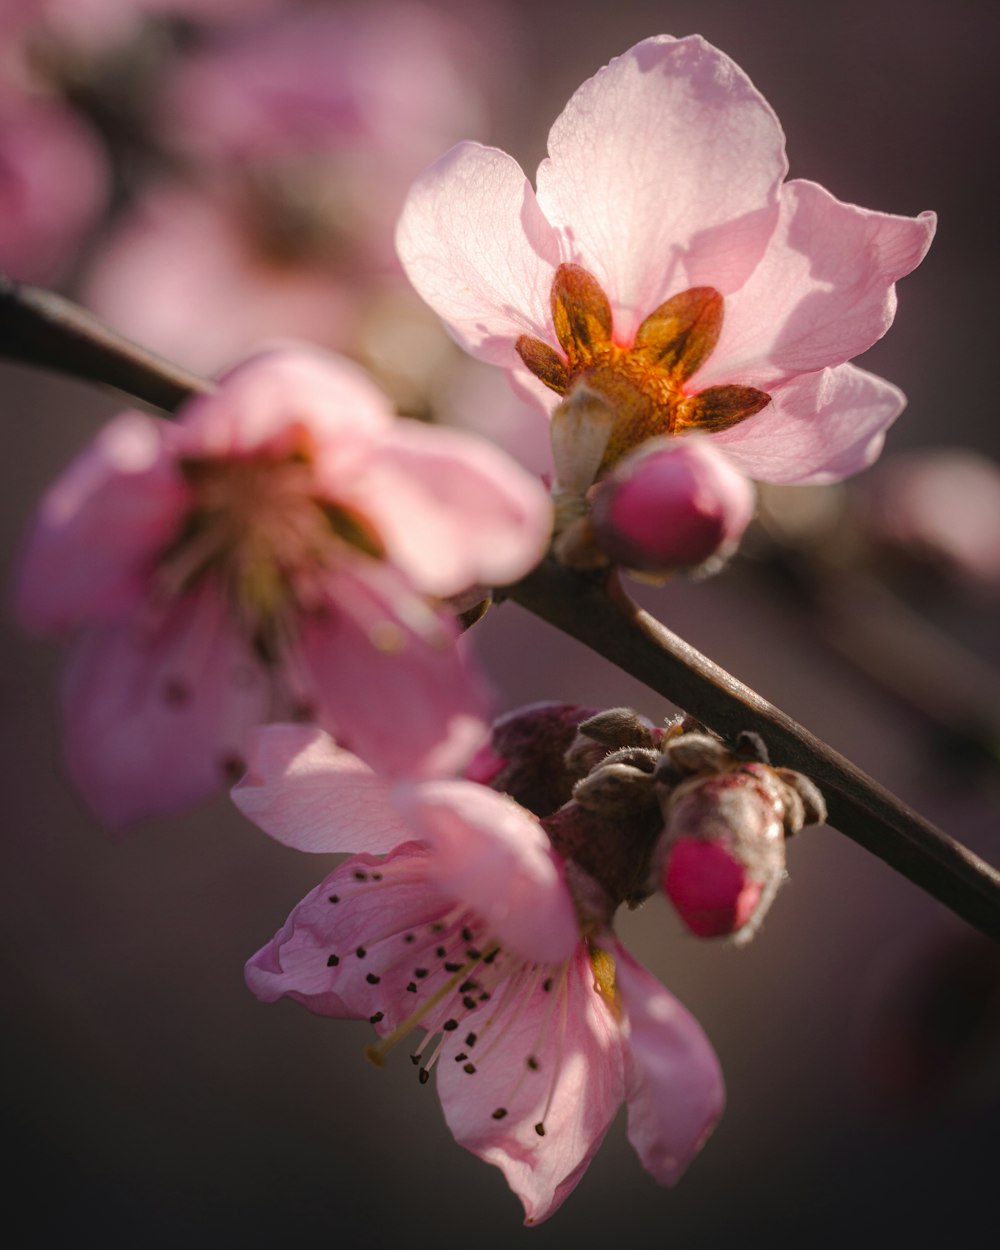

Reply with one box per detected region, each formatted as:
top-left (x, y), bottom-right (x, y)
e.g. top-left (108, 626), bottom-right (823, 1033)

top-left (319, 860), bottom-right (577, 1138)
top-left (156, 449), bottom-right (384, 664)
top-left (516, 263), bottom-right (770, 472)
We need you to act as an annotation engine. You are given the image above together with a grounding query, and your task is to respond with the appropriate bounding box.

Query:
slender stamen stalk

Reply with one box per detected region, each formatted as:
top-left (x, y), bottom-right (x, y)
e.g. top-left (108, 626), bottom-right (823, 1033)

top-left (364, 944), bottom-right (498, 1066)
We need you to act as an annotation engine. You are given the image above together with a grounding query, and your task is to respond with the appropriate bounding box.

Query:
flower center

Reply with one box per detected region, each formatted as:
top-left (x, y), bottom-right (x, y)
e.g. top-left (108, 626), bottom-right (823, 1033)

top-left (156, 447), bottom-right (383, 662)
top-left (516, 263), bottom-right (770, 472)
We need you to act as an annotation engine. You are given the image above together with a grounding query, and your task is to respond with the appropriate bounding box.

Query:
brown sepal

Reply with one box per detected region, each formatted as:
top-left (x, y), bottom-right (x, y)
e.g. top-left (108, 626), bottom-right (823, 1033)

top-left (516, 335), bottom-right (569, 394)
top-left (678, 384), bottom-right (771, 433)
top-left (632, 287), bottom-right (723, 382)
top-left (550, 263), bottom-right (613, 362)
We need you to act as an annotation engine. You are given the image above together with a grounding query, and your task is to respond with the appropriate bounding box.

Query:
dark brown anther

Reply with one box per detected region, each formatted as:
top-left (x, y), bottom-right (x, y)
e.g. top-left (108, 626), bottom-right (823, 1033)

top-left (677, 384), bottom-right (771, 433)
top-left (632, 287), bottom-right (724, 381)
top-left (516, 335), bottom-right (569, 393)
top-left (551, 263), bottom-right (613, 362)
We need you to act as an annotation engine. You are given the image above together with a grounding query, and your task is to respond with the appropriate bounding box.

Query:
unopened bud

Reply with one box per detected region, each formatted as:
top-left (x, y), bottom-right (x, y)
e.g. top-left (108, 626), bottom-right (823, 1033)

top-left (656, 762), bottom-right (824, 943)
top-left (464, 702), bottom-right (598, 817)
top-left (663, 837), bottom-right (764, 937)
top-left (589, 437), bottom-right (755, 574)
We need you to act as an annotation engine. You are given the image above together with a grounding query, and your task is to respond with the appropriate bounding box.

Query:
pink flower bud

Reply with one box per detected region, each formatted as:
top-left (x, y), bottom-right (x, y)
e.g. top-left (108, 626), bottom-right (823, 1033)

top-left (662, 837), bottom-right (764, 937)
top-left (589, 437), bottom-right (755, 573)
top-left (656, 766), bottom-right (789, 943)
top-left (464, 701), bottom-right (599, 817)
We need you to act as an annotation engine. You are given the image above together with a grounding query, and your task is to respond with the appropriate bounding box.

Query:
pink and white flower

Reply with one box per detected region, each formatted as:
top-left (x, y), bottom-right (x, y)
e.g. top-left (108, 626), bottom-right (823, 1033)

top-left (397, 34), bottom-right (936, 486)
top-left (239, 725), bottom-right (724, 1224)
top-left (15, 347), bottom-right (552, 826)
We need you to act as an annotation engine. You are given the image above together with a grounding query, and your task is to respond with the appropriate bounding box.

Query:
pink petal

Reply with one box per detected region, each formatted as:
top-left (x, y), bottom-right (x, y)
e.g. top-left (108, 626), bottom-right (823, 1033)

top-left (697, 180), bottom-right (936, 391)
top-left (232, 725), bottom-right (408, 854)
top-left (437, 945), bottom-right (626, 1225)
top-left (535, 35), bottom-right (787, 343)
top-left (395, 141), bottom-right (562, 367)
top-left (83, 184), bottom-right (360, 376)
top-left (392, 779), bottom-right (579, 964)
top-left (297, 561), bottom-right (489, 778)
top-left (15, 411), bottom-right (188, 634)
top-left (611, 940), bottom-right (724, 1187)
top-left (339, 418), bottom-right (551, 596)
top-left (245, 843), bottom-right (447, 1017)
top-left (61, 584), bottom-right (271, 828)
top-left (176, 346), bottom-right (394, 462)
top-left (710, 363), bottom-right (905, 484)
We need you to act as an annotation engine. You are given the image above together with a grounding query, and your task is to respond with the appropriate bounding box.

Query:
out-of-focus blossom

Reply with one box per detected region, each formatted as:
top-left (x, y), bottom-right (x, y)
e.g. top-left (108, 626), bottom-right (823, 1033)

top-left (589, 437), bottom-right (756, 574)
top-left (83, 0), bottom-right (507, 374)
top-left (239, 724), bottom-right (724, 1225)
top-left (858, 449), bottom-right (1000, 592)
top-left (17, 0), bottom-right (281, 54)
top-left (14, 347), bottom-right (552, 826)
top-left (434, 354), bottom-right (555, 478)
top-left (83, 184), bottom-right (360, 375)
top-left (0, 85), bottom-right (109, 281)
top-left (397, 34), bottom-right (935, 487)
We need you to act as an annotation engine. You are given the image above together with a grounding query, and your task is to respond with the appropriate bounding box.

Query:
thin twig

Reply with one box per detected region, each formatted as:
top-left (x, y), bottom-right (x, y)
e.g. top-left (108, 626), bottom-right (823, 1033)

top-left (509, 563), bottom-right (1000, 939)
top-left (0, 274), bottom-right (213, 411)
top-left (3, 276), bottom-right (998, 938)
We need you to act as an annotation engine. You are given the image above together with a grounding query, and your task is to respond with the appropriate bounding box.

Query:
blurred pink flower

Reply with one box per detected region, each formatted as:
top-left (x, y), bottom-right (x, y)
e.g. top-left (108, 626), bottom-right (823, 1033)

top-left (858, 449), bottom-right (1000, 591)
top-left (18, 0), bottom-right (280, 53)
top-left (0, 85), bottom-right (109, 281)
top-left (83, 1), bottom-right (508, 373)
top-left (239, 725), bottom-right (724, 1225)
top-left (397, 34), bottom-right (936, 486)
top-left (83, 184), bottom-right (360, 375)
top-left (15, 348), bottom-right (552, 826)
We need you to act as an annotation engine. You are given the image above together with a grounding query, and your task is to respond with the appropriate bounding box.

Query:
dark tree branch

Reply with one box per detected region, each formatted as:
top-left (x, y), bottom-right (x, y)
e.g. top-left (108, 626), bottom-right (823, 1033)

top-left (0, 274), bottom-right (213, 411)
top-left (509, 563), bottom-right (1000, 939)
top-left (3, 276), bottom-right (998, 939)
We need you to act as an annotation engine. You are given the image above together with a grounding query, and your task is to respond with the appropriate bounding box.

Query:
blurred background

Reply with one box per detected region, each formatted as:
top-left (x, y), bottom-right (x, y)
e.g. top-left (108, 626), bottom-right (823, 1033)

top-left (1, 0), bottom-right (998, 1245)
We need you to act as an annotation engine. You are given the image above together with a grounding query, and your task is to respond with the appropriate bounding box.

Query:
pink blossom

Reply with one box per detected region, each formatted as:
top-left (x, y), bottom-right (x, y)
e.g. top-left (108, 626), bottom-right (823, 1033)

top-left (858, 449), bottom-right (1000, 591)
top-left (0, 86), bottom-right (109, 282)
top-left (239, 725), bottom-right (724, 1224)
top-left (397, 34), bottom-right (936, 486)
top-left (15, 348), bottom-right (552, 826)
top-left (83, 184), bottom-right (360, 375)
top-left (83, 1), bottom-right (507, 373)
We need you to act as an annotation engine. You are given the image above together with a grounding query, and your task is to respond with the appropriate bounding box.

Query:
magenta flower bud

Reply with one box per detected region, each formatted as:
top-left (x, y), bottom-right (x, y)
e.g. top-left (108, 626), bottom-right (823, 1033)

top-left (662, 837), bottom-right (764, 938)
top-left (589, 438), bottom-right (755, 573)
top-left (656, 765), bottom-right (792, 943)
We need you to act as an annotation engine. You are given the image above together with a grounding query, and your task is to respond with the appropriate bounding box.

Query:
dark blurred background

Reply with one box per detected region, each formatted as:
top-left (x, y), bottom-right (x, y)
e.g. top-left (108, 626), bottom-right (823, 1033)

top-left (2, 1), bottom-right (999, 1246)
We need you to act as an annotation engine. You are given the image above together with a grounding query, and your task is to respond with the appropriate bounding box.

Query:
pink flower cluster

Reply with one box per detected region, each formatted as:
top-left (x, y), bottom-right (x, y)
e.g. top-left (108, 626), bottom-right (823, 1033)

top-left (11, 25), bottom-right (938, 1228)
